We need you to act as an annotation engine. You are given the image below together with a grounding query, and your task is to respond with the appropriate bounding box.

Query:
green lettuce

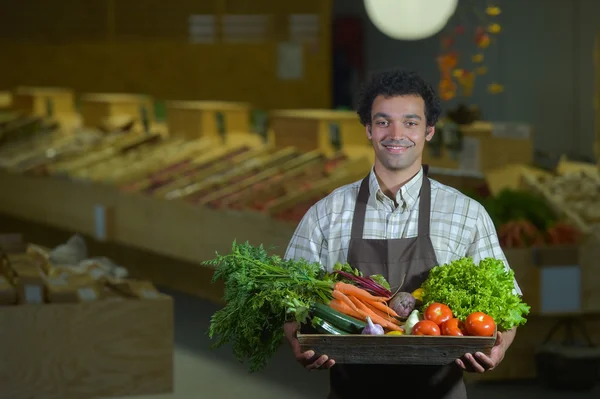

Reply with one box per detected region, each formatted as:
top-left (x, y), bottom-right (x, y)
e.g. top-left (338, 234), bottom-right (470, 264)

top-left (421, 257), bottom-right (530, 331)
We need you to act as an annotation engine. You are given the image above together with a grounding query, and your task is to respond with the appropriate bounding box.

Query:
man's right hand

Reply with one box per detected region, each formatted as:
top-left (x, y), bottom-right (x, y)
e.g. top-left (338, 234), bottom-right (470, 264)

top-left (284, 321), bottom-right (336, 370)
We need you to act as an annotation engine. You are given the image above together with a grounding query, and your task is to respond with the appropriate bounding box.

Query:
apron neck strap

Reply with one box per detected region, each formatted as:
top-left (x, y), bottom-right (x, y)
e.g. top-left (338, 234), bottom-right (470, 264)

top-left (350, 166), bottom-right (432, 239)
top-left (350, 175), bottom-right (371, 239)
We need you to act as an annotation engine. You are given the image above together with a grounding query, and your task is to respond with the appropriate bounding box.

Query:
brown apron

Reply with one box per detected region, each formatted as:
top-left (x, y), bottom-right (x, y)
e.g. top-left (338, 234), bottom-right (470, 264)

top-left (328, 166), bottom-right (467, 399)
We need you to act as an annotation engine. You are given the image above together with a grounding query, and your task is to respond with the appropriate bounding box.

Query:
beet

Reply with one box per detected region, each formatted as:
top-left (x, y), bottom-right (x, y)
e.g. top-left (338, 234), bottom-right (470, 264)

top-left (389, 292), bottom-right (416, 318)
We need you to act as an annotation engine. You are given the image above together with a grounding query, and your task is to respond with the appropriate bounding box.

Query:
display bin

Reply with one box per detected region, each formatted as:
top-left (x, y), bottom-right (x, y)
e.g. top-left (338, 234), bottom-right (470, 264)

top-left (0, 295), bottom-right (174, 399)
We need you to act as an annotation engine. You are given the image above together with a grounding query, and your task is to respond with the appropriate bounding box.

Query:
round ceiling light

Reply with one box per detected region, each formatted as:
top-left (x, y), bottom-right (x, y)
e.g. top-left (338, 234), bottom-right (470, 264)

top-left (364, 0), bottom-right (459, 40)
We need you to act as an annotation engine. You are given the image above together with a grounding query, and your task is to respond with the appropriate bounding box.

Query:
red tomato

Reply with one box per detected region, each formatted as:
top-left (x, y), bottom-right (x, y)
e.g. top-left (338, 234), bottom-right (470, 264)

top-left (412, 320), bottom-right (441, 336)
top-left (465, 312), bottom-right (496, 337)
top-left (424, 303), bottom-right (453, 326)
top-left (441, 318), bottom-right (466, 336)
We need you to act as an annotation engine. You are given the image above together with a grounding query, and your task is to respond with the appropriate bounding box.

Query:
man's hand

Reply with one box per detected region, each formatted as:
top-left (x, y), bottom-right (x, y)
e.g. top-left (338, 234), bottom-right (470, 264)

top-left (456, 328), bottom-right (514, 373)
top-left (284, 321), bottom-right (335, 370)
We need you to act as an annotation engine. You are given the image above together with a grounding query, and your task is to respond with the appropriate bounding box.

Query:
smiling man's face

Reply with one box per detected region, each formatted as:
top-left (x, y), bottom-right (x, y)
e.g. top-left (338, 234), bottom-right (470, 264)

top-left (367, 94), bottom-right (435, 172)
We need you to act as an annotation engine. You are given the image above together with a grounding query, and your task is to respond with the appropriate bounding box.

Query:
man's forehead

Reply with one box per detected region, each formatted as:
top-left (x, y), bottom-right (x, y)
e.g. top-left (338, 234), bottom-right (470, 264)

top-left (372, 95), bottom-right (424, 112)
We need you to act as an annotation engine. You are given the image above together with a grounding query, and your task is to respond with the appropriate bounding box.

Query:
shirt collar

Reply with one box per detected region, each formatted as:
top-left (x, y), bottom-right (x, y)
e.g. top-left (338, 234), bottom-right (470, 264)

top-left (368, 166), bottom-right (424, 211)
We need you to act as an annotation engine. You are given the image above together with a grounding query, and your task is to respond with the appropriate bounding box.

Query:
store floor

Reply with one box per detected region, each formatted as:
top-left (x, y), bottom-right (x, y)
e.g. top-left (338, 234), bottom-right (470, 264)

top-left (108, 289), bottom-right (599, 399)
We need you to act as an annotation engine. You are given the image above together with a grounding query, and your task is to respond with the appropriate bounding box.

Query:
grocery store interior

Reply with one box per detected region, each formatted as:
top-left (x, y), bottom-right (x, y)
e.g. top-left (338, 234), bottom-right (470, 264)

top-left (1, 0), bottom-right (599, 398)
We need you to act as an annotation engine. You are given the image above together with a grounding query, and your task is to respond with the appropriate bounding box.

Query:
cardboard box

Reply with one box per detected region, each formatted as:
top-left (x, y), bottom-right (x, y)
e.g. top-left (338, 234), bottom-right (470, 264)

top-left (0, 296), bottom-right (174, 399)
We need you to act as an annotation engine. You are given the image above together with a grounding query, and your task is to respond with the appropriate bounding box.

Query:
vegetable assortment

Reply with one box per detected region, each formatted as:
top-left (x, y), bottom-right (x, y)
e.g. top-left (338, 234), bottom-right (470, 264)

top-left (207, 241), bottom-right (529, 372)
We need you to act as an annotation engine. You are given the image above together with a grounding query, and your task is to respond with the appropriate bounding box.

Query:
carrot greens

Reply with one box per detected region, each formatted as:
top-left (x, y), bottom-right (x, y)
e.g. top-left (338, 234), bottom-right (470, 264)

top-left (205, 241), bottom-right (333, 372)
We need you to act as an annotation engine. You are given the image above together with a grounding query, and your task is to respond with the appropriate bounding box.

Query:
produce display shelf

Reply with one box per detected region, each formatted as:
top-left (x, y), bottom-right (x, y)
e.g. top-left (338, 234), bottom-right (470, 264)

top-left (521, 168), bottom-right (600, 238)
top-left (0, 234), bottom-right (174, 399)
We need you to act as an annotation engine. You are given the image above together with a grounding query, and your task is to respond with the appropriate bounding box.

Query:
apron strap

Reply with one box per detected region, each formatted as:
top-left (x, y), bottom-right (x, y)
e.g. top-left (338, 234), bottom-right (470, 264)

top-left (350, 175), bottom-right (370, 239)
top-left (418, 170), bottom-right (432, 237)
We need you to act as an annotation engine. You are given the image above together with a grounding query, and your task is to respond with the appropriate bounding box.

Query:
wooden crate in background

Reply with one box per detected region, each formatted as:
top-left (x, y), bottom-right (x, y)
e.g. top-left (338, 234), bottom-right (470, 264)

top-left (269, 109), bottom-right (366, 157)
top-left (166, 101), bottom-right (252, 140)
top-left (79, 93), bottom-right (154, 132)
top-left (424, 121), bottom-right (534, 173)
top-left (11, 86), bottom-right (75, 117)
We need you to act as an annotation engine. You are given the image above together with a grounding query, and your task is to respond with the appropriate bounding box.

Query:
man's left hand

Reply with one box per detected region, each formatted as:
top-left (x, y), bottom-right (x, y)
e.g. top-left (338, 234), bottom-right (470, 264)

top-left (456, 331), bottom-right (505, 373)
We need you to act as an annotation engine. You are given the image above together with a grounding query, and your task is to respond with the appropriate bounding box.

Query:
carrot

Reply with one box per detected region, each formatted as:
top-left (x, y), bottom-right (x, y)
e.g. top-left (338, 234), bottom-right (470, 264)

top-left (329, 299), bottom-right (365, 320)
top-left (364, 299), bottom-right (400, 318)
top-left (332, 289), bottom-right (362, 314)
top-left (348, 296), bottom-right (402, 332)
top-left (365, 303), bottom-right (402, 326)
top-left (334, 281), bottom-right (387, 303)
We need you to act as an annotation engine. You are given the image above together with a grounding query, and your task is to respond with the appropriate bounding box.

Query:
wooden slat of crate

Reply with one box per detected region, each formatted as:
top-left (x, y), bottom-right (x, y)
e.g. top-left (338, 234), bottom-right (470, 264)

top-left (79, 93), bottom-right (154, 130)
top-left (0, 297), bottom-right (173, 399)
top-left (297, 334), bottom-right (495, 366)
top-left (166, 100), bottom-right (251, 140)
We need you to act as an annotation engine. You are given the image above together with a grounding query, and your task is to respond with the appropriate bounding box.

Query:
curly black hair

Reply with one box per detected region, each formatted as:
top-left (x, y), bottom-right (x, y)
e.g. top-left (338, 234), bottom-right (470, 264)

top-left (356, 69), bottom-right (442, 127)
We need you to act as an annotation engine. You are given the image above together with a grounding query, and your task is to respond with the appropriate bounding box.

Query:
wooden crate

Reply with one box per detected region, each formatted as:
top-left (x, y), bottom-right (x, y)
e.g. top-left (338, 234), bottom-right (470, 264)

top-left (166, 100), bottom-right (251, 140)
top-left (298, 333), bottom-right (496, 366)
top-left (0, 296), bottom-right (173, 399)
top-left (269, 109), bottom-right (366, 157)
top-left (11, 86), bottom-right (75, 118)
top-left (424, 121), bottom-right (534, 173)
top-left (79, 93), bottom-right (154, 131)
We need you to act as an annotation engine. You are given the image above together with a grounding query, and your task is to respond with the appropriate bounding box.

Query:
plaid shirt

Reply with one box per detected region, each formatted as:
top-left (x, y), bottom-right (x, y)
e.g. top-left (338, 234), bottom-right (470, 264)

top-left (285, 166), bottom-right (522, 295)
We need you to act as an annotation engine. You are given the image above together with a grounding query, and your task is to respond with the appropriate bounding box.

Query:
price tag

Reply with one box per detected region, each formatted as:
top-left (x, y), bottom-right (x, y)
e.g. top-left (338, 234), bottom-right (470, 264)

top-left (25, 285), bottom-right (43, 304)
top-left (94, 204), bottom-right (114, 242)
top-left (78, 287), bottom-right (98, 302)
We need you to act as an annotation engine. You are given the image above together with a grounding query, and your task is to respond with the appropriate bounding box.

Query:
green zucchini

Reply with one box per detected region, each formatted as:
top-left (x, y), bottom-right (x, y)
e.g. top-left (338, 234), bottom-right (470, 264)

top-left (311, 302), bottom-right (366, 333)
top-left (312, 317), bottom-right (349, 335)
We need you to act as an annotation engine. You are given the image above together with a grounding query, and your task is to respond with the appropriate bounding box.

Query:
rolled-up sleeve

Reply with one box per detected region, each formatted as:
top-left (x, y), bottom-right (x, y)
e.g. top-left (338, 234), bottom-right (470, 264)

top-left (466, 205), bottom-right (523, 296)
top-left (284, 205), bottom-right (328, 268)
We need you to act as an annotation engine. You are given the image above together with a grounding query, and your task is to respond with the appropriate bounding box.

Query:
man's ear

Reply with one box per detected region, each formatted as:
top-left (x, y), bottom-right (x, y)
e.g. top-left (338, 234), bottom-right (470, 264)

top-left (366, 124), bottom-right (372, 140)
top-left (425, 125), bottom-right (435, 142)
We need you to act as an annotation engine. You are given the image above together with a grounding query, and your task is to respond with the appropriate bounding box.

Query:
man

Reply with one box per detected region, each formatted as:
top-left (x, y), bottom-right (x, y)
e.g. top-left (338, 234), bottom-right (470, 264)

top-left (283, 69), bottom-right (521, 398)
